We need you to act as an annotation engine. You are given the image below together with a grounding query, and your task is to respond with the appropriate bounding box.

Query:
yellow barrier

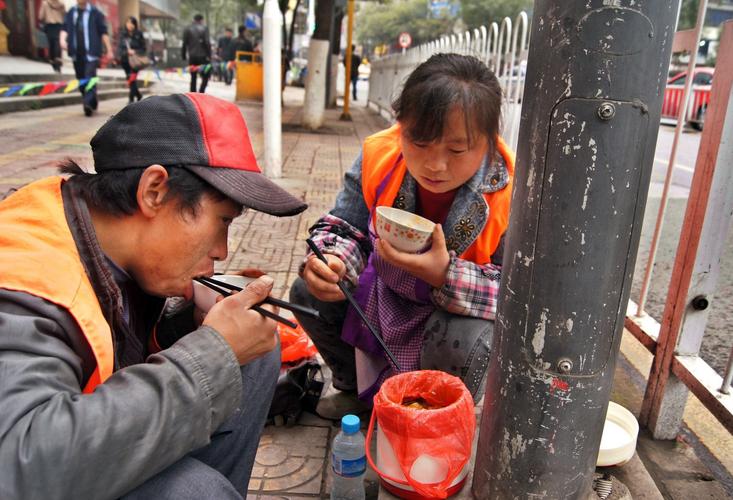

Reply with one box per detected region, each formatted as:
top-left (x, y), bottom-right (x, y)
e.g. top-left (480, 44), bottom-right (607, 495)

top-left (0, 21), bottom-right (9, 55)
top-left (235, 51), bottom-right (263, 101)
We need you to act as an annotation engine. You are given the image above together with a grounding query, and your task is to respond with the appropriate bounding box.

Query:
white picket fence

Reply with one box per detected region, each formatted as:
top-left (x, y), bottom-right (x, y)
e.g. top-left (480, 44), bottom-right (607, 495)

top-left (367, 11), bottom-right (530, 150)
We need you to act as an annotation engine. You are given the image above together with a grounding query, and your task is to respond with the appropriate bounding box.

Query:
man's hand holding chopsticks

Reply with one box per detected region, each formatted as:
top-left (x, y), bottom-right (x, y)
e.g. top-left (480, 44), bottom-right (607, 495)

top-left (203, 275), bottom-right (279, 365)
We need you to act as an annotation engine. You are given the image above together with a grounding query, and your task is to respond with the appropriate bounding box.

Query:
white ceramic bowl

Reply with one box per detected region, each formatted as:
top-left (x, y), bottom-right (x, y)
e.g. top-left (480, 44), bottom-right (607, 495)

top-left (375, 206), bottom-right (435, 253)
top-left (596, 401), bottom-right (639, 467)
top-left (192, 275), bottom-right (255, 313)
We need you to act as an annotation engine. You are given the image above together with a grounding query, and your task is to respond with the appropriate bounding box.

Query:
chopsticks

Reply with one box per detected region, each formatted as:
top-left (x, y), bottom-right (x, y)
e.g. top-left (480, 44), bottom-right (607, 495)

top-left (197, 276), bottom-right (320, 320)
top-left (306, 238), bottom-right (402, 371)
top-left (194, 277), bottom-right (298, 329)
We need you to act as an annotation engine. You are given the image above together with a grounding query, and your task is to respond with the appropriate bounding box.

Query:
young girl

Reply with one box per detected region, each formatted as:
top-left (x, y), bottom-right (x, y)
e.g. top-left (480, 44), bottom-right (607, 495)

top-left (290, 53), bottom-right (515, 419)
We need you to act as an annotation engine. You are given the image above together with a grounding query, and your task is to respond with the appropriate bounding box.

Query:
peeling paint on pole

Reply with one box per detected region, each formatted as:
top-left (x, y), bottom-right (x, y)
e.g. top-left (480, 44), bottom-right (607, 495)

top-left (471, 1), bottom-right (681, 498)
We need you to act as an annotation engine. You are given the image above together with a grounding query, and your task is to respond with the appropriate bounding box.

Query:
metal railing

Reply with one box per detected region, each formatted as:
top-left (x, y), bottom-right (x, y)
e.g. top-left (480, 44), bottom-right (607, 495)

top-left (625, 5), bottom-right (733, 438)
top-left (366, 7), bottom-right (733, 440)
top-left (367, 12), bottom-right (529, 150)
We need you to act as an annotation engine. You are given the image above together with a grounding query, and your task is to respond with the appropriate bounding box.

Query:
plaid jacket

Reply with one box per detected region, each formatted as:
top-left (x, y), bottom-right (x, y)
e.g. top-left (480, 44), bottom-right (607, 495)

top-left (304, 149), bottom-right (510, 320)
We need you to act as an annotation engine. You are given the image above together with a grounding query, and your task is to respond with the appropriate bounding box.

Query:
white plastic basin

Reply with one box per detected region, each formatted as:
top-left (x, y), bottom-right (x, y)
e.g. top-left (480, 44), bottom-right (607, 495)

top-left (596, 401), bottom-right (639, 467)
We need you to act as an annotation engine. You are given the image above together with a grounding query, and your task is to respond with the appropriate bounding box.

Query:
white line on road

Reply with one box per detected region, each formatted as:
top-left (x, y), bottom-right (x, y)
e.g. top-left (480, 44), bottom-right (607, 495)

top-left (654, 156), bottom-right (695, 173)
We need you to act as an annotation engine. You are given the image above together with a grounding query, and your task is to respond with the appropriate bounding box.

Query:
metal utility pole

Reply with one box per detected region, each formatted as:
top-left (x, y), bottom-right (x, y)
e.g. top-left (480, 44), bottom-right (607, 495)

top-left (472, 2), bottom-right (681, 498)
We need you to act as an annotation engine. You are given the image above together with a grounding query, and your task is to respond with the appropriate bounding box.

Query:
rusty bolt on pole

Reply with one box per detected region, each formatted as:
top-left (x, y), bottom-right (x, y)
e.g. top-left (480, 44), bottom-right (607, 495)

top-left (472, 2), bottom-right (681, 498)
top-left (597, 103), bottom-right (616, 121)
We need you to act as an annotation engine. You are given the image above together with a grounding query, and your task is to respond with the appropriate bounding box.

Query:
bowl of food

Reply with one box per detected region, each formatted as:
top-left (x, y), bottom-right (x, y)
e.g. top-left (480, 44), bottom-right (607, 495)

top-left (596, 401), bottom-right (639, 467)
top-left (192, 274), bottom-right (255, 313)
top-left (375, 206), bottom-right (435, 253)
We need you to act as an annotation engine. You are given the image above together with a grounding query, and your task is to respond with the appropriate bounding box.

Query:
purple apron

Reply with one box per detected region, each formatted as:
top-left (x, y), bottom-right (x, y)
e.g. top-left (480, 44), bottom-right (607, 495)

top-left (341, 160), bottom-right (435, 402)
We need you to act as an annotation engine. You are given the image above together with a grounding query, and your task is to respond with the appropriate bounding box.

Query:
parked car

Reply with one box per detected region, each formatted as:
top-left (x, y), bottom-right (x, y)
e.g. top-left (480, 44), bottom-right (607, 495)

top-left (661, 67), bottom-right (714, 131)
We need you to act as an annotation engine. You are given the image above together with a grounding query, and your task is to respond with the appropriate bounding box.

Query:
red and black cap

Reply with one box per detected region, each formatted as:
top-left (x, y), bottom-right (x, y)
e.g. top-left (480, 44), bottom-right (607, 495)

top-left (90, 93), bottom-right (307, 217)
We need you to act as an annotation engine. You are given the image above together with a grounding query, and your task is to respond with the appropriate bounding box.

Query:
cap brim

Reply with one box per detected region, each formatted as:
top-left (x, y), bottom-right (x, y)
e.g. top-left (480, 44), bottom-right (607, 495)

top-left (185, 165), bottom-right (307, 217)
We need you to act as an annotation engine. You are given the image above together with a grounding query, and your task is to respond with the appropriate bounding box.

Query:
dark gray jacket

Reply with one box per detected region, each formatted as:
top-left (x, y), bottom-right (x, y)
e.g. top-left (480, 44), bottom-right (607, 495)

top-left (62, 5), bottom-right (108, 60)
top-left (0, 183), bottom-right (242, 500)
top-left (182, 22), bottom-right (211, 65)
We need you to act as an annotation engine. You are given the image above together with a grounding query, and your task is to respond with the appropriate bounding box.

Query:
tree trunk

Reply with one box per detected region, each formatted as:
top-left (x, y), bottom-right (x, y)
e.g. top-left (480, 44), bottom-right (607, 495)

top-left (302, 0), bottom-right (334, 129)
top-left (302, 39), bottom-right (330, 129)
top-left (279, 0), bottom-right (289, 55)
top-left (327, 9), bottom-right (344, 108)
top-left (313, 0), bottom-right (333, 40)
top-left (287, 0), bottom-right (302, 59)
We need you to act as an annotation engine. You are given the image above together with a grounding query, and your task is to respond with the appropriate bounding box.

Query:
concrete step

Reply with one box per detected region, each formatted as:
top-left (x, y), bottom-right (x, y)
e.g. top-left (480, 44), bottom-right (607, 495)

top-left (0, 87), bottom-right (151, 114)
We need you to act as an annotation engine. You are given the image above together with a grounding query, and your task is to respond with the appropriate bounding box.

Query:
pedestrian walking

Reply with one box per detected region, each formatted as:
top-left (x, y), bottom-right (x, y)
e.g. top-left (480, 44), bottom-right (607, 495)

top-left (182, 14), bottom-right (212, 93)
top-left (60, 0), bottom-right (113, 117)
top-left (289, 53), bottom-right (513, 420)
top-left (345, 45), bottom-right (360, 101)
top-left (38, 0), bottom-right (65, 73)
top-left (217, 27), bottom-right (235, 85)
top-left (117, 16), bottom-right (145, 103)
top-left (0, 93), bottom-right (308, 499)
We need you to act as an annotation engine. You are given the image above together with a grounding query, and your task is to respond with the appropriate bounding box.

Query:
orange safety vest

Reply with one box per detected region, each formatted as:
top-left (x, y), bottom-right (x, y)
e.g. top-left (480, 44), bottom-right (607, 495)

top-left (0, 177), bottom-right (113, 393)
top-left (361, 124), bottom-right (515, 263)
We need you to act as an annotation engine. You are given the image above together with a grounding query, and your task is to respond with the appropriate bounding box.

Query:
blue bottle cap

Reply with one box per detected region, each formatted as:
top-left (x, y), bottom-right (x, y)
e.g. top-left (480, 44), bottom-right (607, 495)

top-left (341, 414), bottom-right (361, 434)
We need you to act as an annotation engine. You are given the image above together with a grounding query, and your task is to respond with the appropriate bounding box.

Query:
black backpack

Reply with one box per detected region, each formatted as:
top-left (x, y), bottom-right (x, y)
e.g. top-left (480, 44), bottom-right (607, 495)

top-left (267, 358), bottom-right (324, 427)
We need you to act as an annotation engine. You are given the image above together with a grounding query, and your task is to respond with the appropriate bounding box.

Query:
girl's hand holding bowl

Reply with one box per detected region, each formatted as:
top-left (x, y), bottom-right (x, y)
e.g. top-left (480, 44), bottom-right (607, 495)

top-left (376, 221), bottom-right (450, 288)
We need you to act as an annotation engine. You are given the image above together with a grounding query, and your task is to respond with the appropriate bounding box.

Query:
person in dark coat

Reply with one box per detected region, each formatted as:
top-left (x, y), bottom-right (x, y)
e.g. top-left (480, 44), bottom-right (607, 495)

top-left (217, 27), bottom-right (234, 85)
top-left (231, 25), bottom-right (254, 56)
top-left (182, 14), bottom-right (212, 93)
top-left (60, 0), bottom-right (113, 116)
top-left (346, 45), bottom-right (361, 101)
top-left (117, 16), bottom-right (146, 103)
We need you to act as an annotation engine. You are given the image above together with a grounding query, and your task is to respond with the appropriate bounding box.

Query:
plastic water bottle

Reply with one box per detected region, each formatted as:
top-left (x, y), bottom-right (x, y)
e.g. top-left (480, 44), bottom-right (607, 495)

top-left (331, 414), bottom-right (366, 500)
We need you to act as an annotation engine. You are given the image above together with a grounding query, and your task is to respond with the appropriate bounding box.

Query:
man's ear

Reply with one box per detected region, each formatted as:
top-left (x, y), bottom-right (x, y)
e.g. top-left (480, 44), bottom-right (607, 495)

top-left (136, 165), bottom-right (171, 218)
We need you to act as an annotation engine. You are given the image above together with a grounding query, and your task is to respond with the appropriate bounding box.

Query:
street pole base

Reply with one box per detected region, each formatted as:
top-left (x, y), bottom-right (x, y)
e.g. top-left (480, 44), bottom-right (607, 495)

top-left (591, 473), bottom-right (631, 500)
top-left (340, 112), bottom-right (352, 121)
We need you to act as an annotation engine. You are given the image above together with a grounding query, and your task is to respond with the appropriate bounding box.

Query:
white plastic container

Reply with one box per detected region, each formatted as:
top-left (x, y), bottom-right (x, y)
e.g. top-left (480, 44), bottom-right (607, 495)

top-left (376, 426), bottom-right (469, 498)
top-left (596, 401), bottom-right (639, 467)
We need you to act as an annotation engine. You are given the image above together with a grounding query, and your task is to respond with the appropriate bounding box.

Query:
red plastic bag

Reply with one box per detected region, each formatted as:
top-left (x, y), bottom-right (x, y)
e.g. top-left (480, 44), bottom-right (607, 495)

top-left (277, 321), bottom-right (318, 363)
top-left (367, 370), bottom-right (475, 499)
